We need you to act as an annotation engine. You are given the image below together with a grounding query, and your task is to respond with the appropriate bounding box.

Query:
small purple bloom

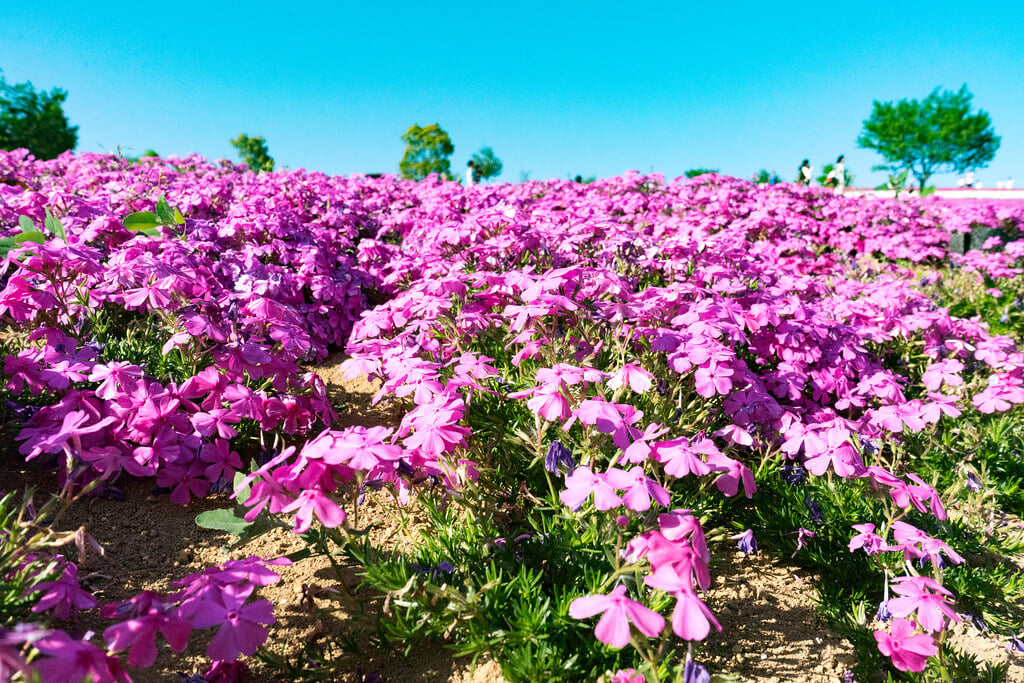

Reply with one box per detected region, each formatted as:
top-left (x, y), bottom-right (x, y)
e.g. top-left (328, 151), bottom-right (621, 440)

top-left (781, 462), bottom-right (806, 485)
top-left (805, 498), bottom-right (824, 524)
top-left (683, 657), bottom-right (710, 683)
top-left (731, 529), bottom-right (758, 556)
top-left (1009, 633), bottom-right (1024, 652)
top-left (544, 440), bottom-right (575, 474)
top-left (966, 472), bottom-right (982, 492)
top-left (876, 601), bottom-right (892, 623)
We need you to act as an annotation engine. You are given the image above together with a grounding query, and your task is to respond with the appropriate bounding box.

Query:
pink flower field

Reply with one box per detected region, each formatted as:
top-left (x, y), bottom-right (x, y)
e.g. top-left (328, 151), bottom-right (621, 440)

top-left (2, 150), bottom-right (1024, 681)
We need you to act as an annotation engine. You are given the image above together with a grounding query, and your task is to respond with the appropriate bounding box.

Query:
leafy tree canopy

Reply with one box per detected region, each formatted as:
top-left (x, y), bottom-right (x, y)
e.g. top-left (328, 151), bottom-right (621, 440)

top-left (230, 133), bottom-right (275, 172)
top-left (684, 168), bottom-right (718, 179)
top-left (399, 124), bottom-right (454, 181)
top-left (470, 147), bottom-right (502, 180)
top-left (856, 85), bottom-right (999, 190)
top-left (0, 71), bottom-right (78, 160)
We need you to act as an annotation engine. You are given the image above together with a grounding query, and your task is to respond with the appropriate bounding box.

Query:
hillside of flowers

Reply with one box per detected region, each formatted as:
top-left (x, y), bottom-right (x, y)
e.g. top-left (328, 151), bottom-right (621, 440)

top-left (2, 150), bottom-right (1024, 681)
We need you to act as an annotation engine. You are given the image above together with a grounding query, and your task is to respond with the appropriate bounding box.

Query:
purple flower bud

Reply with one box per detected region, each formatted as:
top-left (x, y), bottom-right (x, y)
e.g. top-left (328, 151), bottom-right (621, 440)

top-left (683, 658), bottom-right (710, 683)
top-left (731, 529), bottom-right (759, 555)
top-left (781, 462), bottom-right (806, 485)
top-left (544, 440), bottom-right (575, 474)
top-left (966, 472), bottom-right (982, 492)
top-left (805, 498), bottom-right (824, 524)
top-left (876, 600), bottom-right (892, 623)
top-left (1009, 633), bottom-right (1024, 652)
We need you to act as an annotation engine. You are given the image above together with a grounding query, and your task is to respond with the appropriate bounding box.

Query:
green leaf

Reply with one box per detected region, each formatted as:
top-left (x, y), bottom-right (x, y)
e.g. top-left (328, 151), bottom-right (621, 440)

top-left (0, 236), bottom-right (18, 259)
top-left (233, 470), bottom-right (252, 506)
top-left (195, 508), bottom-right (255, 536)
top-left (122, 211), bottom-right (160, 233)
top-left (44, 209), bottom-right (64, 240)
top-left (14, 232), bottom-right (45, 245)
top-left (155, 196), bottom-right (175, 226)
top-left (173, 208), bottom-right (185, 225)
top-left (17, 216), bottom-right (37, 232)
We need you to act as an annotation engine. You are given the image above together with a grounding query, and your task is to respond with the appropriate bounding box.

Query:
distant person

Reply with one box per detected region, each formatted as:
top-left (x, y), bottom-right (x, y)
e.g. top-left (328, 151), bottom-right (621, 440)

top-left (826, 155), bottom-right (846, 194)
top-left (796, 159), bottom-right (813, 186)
top-left (466, 160), bottom-right (478, 186)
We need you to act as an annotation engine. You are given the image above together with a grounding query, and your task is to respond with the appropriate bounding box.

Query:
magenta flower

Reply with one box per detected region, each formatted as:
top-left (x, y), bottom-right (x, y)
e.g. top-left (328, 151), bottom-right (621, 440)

top-left (848, 523), bottom-right (889, 555)
top-left (874, 618), bottom-right (938, 672)
top-left (280, 487), bottom-right (347, 533)
top-left (568, 585), bottom-right (665, 648)
top-left (560, 466), bottom-right (633, 511)
top-left (644, 566), bottom-right (721, 640)
top-left (33, 630), bottom-right (131, 682)
top-left (103, 597), bottom-right (191, 667)
top-left (28, 560), bottom-right (98, 620)
top-left (188, 583), bottom-right (276, 661)
top-left (607, 363), bottom-right (654, 394)
top-left (887, 576), bottom-right (960, 632)
top-left (619, 466), bottom-right (670, 512)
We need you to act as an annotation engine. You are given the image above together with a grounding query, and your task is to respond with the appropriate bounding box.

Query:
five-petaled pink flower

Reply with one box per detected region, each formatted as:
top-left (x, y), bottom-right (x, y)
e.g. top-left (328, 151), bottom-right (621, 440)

top-left (568, 585), bottom-right (665, 648)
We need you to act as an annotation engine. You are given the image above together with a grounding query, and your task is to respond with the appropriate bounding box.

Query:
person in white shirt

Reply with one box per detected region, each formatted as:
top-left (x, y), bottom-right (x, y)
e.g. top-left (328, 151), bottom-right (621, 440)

top-left (826, 155), bottom-right (846, 194)
top-left (466, 160), bottom-right (478, 186)
top-left (796, 159), bottom-right (813, 186)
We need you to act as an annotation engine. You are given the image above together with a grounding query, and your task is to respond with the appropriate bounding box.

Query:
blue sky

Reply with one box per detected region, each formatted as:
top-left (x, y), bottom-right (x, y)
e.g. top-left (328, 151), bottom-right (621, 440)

top-left (2, 1), bottom-right (1022, 186)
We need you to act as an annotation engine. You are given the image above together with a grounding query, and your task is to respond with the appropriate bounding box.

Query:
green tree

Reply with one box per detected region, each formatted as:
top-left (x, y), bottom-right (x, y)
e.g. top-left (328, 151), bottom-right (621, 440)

top-left (684, 168), bottom-right (718, 178)
top-left (470, 147), bottom-right (502, 180)
top-left (230, 133), bottom-right (274, 172)
top-left (399, 123), bottom-right (454, 180)
top-left (0, 71), bottom-right (78, 159)
top-left (856, 85), bottom-right (1000, 190)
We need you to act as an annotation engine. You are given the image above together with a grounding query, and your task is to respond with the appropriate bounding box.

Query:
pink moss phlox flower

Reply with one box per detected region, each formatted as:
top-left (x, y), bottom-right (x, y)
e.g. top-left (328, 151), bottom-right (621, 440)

top-left (568, 585), bottom-right (665, 648)
top-left (921, 359), bottom-right (964, 391)
top-left (191, 408), bottom-right (240, 439)
top-left (621, 422), bottom-right (670, 463)
top-left (801, 425), bottom-right (864, 478)
top-left (566, 399), bottom-right (642, 449)
top-left (619, 466), bottom-right (670, 511)
top-left (203, 659), bottom-right (251, 682)
top-left (0, 623), bottom-right (47, 681)
top-left (535, 363), bottom-right (604, 388)
top-left (280, 487), bottom-right (347, 533)
top-left (33, 630), bottom-right (131, 683)
top-left (659, 509), bottom-right (710, 563)
top-left (890, 521), bottom-right (963, 566)
top-left (653, 536), bottom-right (711, 592)
top-left (653, 436), bottom-right (716, 478)
top-left (559, 466), bottom-right (633, 511)
top-left (607, 363), bottom-right (654, 394)
top-left (156, 459), bottom-right (212, 505)
top-left (643, 566), bottom-right (721, 640)
top-left (301, 426), bottom-right (404, 472)
top-left (848, 523), bottom-right (890, 555)
top-left (705, 451), bottom-right (757, 498)
top-left (28, 559), bottom-right (98, 620)
top-left (874, 618), bottom-right (938, 672)
top-left (887, 576), bottom-right (960, 633)
top-left (518, 385), bottom-right (571, 422)
top-left (187, 583), bottom-right (276, 661)
top-left (609, 668), bottom-right (645, 683)
top-left (201, 439), bottom-right (243, 483)
top-left (102, 593), bottom-right (191, 667)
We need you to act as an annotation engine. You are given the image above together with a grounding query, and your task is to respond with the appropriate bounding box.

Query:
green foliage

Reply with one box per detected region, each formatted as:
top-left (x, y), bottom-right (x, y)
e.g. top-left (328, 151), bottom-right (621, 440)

top-left (470, 147), bottom-right (502, 180)
top-left (0, 491), bottom-right (62, 626)
top-left (684, 168), bottom-right (718, 178)
top-left (121, 195), bottom-right (186, 237)
top-left (874, 169), bottom-right (910, 192)
top-left (857, 85), bottom-right (1000, 190)
top-left (230, 133), bottom-right (275, 172)
top-left (399, 123), bottom-right (454, 181)
top-left (0, 71), bottom-right (78, 160)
